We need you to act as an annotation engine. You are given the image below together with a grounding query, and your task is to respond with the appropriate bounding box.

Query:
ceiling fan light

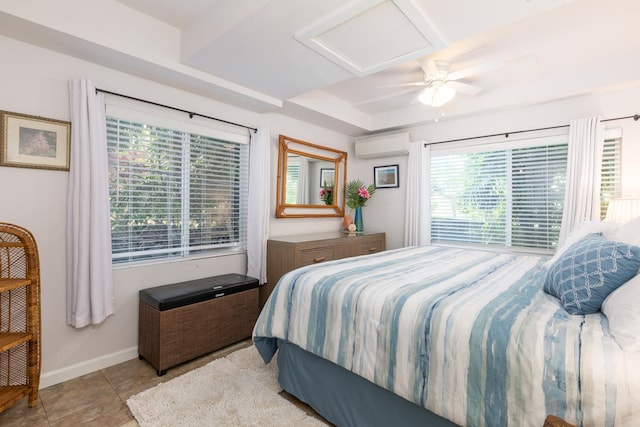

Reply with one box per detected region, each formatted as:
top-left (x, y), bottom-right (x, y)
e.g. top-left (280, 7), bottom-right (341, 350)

top-left (431, 84), bottom-right (456, 107)
top-left (418, 84), bottom-right (456, 107)
top-left (418, 87), bottom-right (435, 105)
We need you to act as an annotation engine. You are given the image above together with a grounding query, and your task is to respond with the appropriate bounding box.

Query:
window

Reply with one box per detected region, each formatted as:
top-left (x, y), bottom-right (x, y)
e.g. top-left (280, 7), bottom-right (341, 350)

top-left (600, 136), bottom-right (622, 218)
top-left (285, 156), bottom-right (300, 204)
top-left (429, 133), bottom-right (621, 252)
top-left (106, 108), bottom-right (249, 264)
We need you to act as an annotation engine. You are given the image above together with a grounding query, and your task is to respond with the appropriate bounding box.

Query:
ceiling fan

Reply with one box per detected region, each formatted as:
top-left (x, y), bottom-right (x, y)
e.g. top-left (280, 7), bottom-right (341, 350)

top-left (383, 58), bottom-right (503, 107)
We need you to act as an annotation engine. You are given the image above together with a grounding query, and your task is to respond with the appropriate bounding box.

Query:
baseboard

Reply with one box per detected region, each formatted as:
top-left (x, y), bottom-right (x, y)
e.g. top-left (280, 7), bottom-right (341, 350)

top-left (40, 346), bottom-right (139, 389)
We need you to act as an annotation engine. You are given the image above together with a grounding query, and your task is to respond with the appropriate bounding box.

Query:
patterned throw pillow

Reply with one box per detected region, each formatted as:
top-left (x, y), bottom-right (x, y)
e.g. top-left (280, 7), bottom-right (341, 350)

top-left (544, 233), bottom-right (640, 315)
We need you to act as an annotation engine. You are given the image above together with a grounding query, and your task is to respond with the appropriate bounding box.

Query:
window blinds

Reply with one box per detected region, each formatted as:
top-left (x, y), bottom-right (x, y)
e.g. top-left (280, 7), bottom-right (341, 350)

top-left (600, 137), bottom-right (622, 218)
top-left (285, 156), bottom-right (300, 204)
top-left (106, 117), bottom-right (249, 264)
top-left (429, 134), bottom-right (621, 252)
top-left (430, 143), bottom-right (568, 250)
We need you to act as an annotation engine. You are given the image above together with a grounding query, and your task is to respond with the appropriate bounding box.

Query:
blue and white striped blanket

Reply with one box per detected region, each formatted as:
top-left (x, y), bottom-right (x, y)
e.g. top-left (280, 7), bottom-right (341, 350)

top-left (253, 246), bottom-right (640, 427)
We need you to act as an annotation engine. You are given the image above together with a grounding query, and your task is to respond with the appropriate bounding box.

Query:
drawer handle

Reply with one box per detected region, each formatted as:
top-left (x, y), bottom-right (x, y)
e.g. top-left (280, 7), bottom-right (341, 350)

top-left (368, 247), bottom-right (378, 252)
top-left (313, 256), bottom-right (326, 263)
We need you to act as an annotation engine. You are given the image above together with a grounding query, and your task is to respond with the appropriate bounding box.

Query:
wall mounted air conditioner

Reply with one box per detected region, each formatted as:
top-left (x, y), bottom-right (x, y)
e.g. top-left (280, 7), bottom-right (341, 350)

top-left (354, 131), bottom-right (412, 159)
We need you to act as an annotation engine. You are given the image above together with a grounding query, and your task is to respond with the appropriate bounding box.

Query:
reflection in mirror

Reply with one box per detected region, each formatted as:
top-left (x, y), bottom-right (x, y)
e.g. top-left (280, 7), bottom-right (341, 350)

top-left (276, 135), bottom-right (347, 218)
top-left (285, 154), bottom-right (334, 204)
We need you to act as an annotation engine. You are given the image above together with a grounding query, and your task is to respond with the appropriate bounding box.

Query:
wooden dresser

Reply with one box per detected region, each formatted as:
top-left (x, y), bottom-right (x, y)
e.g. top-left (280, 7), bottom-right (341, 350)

top-left (261, 231), bottom-right (386, 307)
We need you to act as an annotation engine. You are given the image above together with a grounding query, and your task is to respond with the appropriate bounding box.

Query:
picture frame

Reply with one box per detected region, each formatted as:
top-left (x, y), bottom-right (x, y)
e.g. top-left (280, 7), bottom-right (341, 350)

top-left (320, 168), bottom-right (335, 188)
top-left (1, 110), bottom-right (71, 171)
top-left (374, 164), bottom-right (399, 188)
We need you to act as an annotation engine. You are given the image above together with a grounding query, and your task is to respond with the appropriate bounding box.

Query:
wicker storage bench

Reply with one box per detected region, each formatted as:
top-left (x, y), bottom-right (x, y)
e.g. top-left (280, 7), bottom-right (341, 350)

top-left (138, 273), bottom-right (259, 375)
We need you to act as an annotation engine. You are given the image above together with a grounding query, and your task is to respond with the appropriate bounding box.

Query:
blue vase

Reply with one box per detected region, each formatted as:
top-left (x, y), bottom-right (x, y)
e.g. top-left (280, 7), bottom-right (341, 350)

top-left (354, 206), bottom-right (363, 232)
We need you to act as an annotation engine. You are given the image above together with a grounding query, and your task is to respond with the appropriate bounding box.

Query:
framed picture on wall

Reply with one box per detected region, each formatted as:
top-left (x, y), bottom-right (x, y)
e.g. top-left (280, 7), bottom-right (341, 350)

top-left (320, 168), bottom-right (335, 187)
top-left (374, 164), bottom-right (399, 188)
top-left (0, 110), bottom-right (71, 171)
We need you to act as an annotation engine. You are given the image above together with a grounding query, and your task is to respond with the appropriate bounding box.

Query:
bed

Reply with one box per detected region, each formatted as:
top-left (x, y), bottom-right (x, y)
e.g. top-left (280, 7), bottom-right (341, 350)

top-left (252, 245), bottom-right (640, 427)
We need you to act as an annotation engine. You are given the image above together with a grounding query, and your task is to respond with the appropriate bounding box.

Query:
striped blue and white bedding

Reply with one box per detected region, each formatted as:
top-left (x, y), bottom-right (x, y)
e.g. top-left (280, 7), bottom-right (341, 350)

top-left (253, 246), bottom-right (640, 427)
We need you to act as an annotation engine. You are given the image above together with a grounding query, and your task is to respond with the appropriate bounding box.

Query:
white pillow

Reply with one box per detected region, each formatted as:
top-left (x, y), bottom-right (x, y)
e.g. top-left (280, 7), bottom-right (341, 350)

top-left (544, 221), bottom-right (620, 269)
top-left (606, 216), bottom-right (640, 247)
top-left (602, 274), bottom-right (640, 352)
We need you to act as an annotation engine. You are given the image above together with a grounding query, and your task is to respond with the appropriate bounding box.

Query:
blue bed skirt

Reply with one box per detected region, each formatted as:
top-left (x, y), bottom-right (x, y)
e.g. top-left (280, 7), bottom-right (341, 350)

top-left (276, 339), bottom-right (458, 427)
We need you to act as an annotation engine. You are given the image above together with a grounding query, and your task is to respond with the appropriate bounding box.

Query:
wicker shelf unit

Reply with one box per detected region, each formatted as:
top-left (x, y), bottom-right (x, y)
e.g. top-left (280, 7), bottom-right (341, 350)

top-left (0, 223), bottom-right (41, 414)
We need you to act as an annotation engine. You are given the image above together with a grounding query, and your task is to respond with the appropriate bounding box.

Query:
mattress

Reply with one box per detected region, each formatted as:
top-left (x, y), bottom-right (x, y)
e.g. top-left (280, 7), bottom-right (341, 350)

top-left (253, 246), bottom-right (640, 426)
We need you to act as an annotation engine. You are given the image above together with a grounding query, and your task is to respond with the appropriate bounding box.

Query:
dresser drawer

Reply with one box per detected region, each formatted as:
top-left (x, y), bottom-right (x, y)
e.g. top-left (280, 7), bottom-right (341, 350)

top-left (264, 232), bottom-right (386, 308)
top-left (358, 237), bottom-right (385, 255)
top-left (299, 246), bottom-right (335, 266)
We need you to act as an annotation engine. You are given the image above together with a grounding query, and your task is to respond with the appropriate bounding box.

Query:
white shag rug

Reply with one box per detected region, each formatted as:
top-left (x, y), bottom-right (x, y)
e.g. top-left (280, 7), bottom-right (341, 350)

top-left (127, 346), bottom-right (326, 427)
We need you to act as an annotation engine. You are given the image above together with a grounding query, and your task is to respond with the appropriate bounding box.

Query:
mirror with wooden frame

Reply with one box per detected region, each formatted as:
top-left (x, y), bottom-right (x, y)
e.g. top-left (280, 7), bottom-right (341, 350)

top-left (276, 135), bottom-right (347, 218)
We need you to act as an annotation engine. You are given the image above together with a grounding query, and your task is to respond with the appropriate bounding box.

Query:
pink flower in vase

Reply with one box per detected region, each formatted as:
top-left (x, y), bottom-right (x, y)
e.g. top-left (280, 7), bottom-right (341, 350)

top-left (319, 186), bottom-right (333, 205)
top-left (358, 187), bottom-right (370, 200)
top-left (345, 179), bottom-right (375, 209)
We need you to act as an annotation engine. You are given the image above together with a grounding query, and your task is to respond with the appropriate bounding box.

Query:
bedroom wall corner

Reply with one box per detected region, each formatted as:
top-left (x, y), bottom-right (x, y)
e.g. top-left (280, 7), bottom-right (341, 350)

top-left (347, 153), bottom-right (409, 250)
top-left (0, 34), bottom-right (353, 387)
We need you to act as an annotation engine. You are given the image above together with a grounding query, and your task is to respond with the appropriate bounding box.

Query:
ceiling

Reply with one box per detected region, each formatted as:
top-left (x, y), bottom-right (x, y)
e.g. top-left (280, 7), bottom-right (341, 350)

top-left (1, 0), bottom-right (639, 136)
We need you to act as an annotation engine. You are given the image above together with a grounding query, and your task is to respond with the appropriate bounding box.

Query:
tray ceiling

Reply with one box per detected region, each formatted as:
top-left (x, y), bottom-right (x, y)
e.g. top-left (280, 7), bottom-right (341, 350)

top-left (1, 0), bottom-right (638, 135)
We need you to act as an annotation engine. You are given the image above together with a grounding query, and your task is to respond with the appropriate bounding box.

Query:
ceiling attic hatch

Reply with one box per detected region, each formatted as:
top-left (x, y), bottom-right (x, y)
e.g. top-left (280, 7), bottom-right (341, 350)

top-left (295, 0), bottom-right (447, 77)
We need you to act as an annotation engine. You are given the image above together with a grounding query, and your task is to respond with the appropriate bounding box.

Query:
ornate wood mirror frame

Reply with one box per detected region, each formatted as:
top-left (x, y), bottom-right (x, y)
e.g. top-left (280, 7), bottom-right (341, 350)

top-left (276, 134), bottom-right (347, 218)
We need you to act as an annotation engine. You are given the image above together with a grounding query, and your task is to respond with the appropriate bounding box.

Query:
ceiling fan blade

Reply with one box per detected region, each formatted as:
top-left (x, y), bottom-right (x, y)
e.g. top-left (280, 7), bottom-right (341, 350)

top-left (418, 58), bottom-right (439, 77)
top-left (447, 59), bottom-right (504, 81)
top-left (377, 82), bottom-right (426, 88)
top-left (447, 81), bottom-right (482, 96)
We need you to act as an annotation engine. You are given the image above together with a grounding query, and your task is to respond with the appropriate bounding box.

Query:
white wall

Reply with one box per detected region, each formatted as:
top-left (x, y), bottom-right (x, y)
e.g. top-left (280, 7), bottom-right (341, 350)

top-left (0, 35), bottom-right (351, 387)
top-left (3, 32), bottom-right (639, 388)
top-left (355, 89), bottom-right (640, 249)
top-left (345, 155), bottom-right (407, 250)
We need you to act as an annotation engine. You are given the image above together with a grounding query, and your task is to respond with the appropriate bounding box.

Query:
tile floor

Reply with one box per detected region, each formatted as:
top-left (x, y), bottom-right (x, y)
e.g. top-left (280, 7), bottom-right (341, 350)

top-left (0, 340), bottom-right (255, 426)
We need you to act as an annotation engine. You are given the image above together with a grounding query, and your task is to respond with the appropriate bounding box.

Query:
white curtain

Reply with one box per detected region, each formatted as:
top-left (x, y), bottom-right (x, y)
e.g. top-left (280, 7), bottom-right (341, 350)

top-left (66, 79), bottom-right (114, 328)
top-left (247, 127), bottom-right (270, 284)
top-left (558, 116), bottom-right (604, 245)
top-left (296, 157), bottom-right (309, 204)
top-left (404, 141), bottom-right (430, 247)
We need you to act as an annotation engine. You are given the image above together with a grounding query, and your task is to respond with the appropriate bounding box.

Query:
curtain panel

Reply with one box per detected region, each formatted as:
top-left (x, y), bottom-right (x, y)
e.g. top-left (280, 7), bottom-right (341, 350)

top-left (66, 79), bottom-right (114, 328)
top-left (296, 157), bottom-right (309, 204)
top-left (558, 116), bottom-right (604, 245)
top-left (247, 127), bottom-right (271, 284)
top-left (404, 141), bottom-right (430, 247)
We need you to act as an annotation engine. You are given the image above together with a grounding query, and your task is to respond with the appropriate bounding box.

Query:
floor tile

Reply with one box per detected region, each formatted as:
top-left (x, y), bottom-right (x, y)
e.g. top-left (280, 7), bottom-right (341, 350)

top-left (0, 397), bottom-right (49, 427)
top-left (102, 339), bottom-right (252, 401)
top-left (39, 371), bottom-right (132, 426)
top-left (0, 338), bottom-right (323, 426)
